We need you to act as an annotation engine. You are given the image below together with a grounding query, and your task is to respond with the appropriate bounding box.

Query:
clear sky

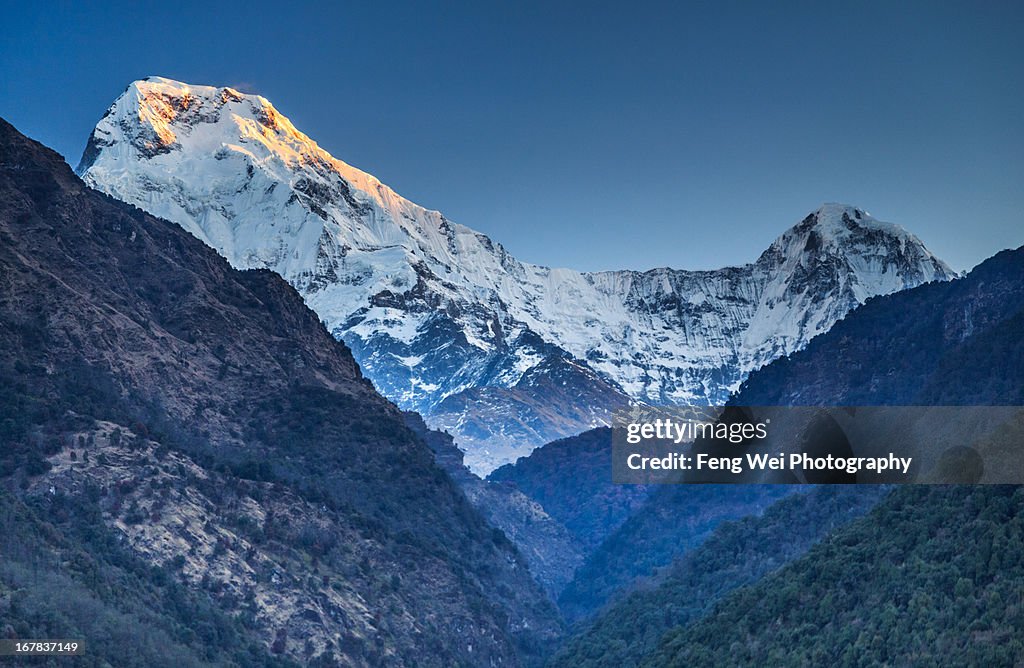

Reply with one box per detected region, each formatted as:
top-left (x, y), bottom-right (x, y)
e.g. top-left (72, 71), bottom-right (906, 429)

top-left (1, 1), bottom-right (1021, 272)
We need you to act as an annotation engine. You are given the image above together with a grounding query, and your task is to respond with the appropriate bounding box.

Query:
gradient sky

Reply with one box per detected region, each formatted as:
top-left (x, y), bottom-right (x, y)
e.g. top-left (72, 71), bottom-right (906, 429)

top-left (1, 1), bottom-right (1021, 272)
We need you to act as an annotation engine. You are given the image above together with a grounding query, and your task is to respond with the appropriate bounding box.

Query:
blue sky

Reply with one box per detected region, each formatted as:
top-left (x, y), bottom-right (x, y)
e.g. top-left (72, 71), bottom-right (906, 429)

top-left (1, 0), bottom-right (1021, 272)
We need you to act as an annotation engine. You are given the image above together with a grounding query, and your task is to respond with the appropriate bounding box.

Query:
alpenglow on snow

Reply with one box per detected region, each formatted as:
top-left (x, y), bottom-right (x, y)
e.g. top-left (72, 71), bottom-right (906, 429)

top-left (79, 77), bottom-right (957, 473)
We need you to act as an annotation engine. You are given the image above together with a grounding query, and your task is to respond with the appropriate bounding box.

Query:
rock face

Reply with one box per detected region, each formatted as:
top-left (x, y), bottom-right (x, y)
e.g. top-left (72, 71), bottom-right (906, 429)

top-left (0, 117), bottom-right (561, 667)
top-left (79, 77), bottom-right (956, 472)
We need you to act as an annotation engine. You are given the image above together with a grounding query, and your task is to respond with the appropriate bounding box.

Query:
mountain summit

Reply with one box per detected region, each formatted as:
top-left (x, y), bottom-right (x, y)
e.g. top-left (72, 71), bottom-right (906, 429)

top-left (79, 77), bottom-right (956, 471)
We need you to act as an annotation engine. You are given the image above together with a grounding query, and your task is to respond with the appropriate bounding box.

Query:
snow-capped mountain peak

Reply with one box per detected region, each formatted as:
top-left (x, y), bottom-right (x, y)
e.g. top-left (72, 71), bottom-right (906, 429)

top-left (79, 76), bottom-right (464, 277)
top-left (80, 77), bottom-right (957, 472)
top-left (769, 202), bottom-right (946, 272)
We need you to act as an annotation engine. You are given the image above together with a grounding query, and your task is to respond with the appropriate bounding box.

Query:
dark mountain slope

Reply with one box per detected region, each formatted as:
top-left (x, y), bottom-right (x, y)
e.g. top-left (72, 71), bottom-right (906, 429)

top-left (646, 485), bottom-right (1024, 667)
top-left (548, 486), bottom-right (887, 668)
top-left (556, 485), bottom-right (792, 621)
top-left (488, 428), bottom-right (651, 551)
top-left (0, 118), bottom-right (560, 666)
top-left (405, 411), bottom-right (585, 597)
top-left (916, 306), bottom-right (1024, 405)
top-left (487, 430), bottom-right (788, 625)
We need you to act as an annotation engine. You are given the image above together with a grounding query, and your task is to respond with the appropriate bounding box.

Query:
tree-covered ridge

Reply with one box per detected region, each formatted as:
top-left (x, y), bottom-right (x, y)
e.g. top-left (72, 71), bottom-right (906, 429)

top-left (646, 485), bottom-right (1024, 667)
top-left (489, 428), bottom-right (651, 551)
top-left (548, 486), bottom-right (887, 668)
top-left (556, 485), bottom-right (793, 621)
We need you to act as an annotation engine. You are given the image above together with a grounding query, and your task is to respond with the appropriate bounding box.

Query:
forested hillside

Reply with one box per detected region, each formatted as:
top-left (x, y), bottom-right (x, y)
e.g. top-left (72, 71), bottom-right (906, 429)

top-left (489, 428), bottom-right (651, 550)
top-left (557, 485), bottom-right (792, 621)
top-left (647, 486), bottom-right (1024, 667)
top-left (548, 486), bottom-right (886, 668)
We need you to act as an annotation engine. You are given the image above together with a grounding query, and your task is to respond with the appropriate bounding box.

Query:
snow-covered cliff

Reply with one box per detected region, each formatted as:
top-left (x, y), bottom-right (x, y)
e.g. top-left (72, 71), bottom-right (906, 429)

top-left (80, 77), bottom-right (956, 471)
